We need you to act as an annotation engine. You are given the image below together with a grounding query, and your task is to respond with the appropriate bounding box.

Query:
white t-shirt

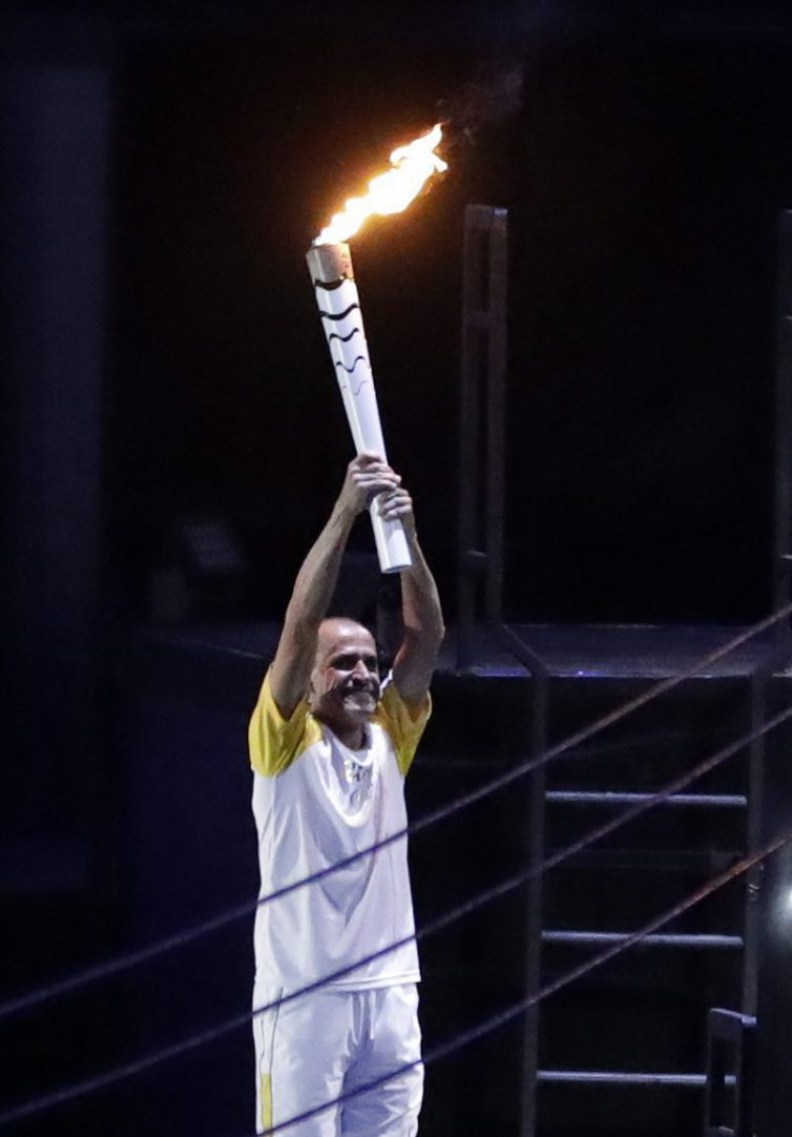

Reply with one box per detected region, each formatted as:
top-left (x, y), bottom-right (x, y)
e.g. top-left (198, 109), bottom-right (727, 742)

top-left (248, 671), bottom-right (431, 996)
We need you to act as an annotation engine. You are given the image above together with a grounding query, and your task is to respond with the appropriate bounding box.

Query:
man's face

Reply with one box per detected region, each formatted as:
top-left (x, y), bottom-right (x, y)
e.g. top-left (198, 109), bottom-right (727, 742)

top-left (309, 619), bottom-right (381, 735)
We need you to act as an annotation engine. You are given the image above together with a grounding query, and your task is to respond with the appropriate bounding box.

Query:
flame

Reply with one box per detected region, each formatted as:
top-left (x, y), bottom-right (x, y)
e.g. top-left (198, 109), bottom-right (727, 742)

top-left (314, 123), bottom-right (447, 246)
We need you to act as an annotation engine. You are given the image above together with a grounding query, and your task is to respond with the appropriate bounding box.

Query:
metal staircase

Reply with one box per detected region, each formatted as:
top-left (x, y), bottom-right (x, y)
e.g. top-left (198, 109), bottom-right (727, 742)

top-left (452, 203), bottom-right (792, 1136)
top-left (530, 664), bottom-right (761, 1137)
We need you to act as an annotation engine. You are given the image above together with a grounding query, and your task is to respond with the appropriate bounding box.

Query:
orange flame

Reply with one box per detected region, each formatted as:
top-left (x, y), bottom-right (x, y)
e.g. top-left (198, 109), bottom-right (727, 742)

top-left (314, 123), bottom-right (447, 246)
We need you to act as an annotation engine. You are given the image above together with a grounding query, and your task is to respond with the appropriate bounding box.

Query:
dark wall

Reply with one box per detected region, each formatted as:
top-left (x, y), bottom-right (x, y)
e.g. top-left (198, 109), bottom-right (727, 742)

top-left (507, 34), bottom-right (789, 623)
top-left (107, 21), bottom-right (792, 627)
top-left (108, 30), bottom-right (485, 624)
top-left (6, 5), bottom-right (792, 1136)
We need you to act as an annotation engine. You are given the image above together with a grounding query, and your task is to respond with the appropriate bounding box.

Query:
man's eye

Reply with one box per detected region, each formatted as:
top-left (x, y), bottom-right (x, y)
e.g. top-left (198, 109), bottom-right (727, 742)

top-left (333, 654), bottom-right (378, 671)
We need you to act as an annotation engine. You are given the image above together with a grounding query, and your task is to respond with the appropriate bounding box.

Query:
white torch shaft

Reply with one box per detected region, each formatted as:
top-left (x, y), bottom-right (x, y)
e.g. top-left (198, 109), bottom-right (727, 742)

top-left (306, 243), bottom-right (412, 573)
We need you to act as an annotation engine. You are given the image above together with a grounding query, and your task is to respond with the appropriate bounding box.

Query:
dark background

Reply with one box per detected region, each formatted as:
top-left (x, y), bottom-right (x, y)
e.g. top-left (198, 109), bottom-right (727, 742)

top-left (4, 1), bottom-right (792, 1135)
top-left (105, 8), bottom-right (788, 627)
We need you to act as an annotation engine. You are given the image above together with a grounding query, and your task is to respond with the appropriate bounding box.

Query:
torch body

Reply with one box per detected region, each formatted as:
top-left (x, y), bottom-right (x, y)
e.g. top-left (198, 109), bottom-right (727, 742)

top-left (306, 242), bottom-right (412, 573)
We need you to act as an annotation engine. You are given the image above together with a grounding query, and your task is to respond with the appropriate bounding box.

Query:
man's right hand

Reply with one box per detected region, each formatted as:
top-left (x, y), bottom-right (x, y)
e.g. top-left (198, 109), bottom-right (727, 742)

top-left (337, 452), bottom-right (402, 517)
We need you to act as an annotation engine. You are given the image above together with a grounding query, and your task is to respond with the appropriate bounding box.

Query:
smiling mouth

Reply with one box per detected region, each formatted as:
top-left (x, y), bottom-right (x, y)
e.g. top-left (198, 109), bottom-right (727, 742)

top-left (343, 689), bottom-right (377, 711)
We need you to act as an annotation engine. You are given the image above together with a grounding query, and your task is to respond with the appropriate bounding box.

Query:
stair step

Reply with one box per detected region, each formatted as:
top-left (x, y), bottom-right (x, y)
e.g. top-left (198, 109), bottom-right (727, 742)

top-left (542, 931), bottom-right (743, 949)
top-left (546, 791), bottom-right (747, 808)
top-left (537, 1070), bottom-right (735, 1088)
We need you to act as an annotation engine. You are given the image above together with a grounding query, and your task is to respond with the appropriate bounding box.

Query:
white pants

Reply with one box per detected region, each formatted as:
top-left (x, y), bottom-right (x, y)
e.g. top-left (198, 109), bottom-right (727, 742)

top-left (253, 984), bottom-right (423, 1137)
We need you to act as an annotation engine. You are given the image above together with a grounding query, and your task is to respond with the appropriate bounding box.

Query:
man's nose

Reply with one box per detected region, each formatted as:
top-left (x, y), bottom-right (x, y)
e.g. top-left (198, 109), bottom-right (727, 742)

top-left (352, 659), bottom-right (371, 679)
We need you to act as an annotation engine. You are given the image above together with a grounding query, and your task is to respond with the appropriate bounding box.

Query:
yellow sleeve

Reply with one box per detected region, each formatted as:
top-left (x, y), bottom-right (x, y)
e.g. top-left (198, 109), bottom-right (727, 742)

top-left (375, 682), bottom-right (432, 776)
top-left (248, 670), bottom-right (321, 777)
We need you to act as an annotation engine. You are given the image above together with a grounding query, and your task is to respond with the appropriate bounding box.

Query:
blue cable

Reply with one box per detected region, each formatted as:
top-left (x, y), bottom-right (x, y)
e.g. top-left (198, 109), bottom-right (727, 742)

top-left (0, 700), bottom-right (789, 1130)
top-left (0, 603), bottom-right (785, 1026)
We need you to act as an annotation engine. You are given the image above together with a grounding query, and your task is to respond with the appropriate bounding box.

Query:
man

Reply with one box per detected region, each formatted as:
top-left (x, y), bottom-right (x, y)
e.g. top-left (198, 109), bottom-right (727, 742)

top-left (248, 451), bottom-right (445, 1136)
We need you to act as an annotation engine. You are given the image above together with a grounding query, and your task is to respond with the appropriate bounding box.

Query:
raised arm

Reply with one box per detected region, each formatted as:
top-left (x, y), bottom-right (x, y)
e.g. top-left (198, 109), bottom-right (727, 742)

top-left (269, 452), bottom-right (401, 718)
top-left (378, 487), bottom-right (445, 702)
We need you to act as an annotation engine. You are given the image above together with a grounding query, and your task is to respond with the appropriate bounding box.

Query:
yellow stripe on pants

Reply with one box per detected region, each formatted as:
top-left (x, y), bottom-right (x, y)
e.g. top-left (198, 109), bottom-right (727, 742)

top-left (259, 1073), bottom-right (272, 1134)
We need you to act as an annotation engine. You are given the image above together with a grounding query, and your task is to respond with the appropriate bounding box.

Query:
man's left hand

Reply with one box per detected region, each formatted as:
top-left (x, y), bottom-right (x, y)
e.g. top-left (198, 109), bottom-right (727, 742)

top-left (376, 485), bottom-right (416, 532)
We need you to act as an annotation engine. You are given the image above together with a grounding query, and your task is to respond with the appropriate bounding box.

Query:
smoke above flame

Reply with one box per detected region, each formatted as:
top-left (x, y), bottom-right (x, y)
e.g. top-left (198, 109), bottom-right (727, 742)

top-left (314, 122), bottom-right (447, 247)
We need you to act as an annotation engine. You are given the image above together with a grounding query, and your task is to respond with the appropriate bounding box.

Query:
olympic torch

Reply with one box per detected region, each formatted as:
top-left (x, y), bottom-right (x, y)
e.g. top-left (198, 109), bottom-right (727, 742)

top-left (307, 123), bottom-right (447, 573)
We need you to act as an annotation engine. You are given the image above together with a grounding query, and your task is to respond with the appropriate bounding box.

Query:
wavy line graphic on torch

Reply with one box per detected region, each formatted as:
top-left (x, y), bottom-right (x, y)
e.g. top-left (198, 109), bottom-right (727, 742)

top-left (318, 301), bottom-right (359, 319)
top-left (341, 377), bottom-right (374, 399)
top-left (328, 328), bottom-right (363, 345)
top-left (306, 122), bottom-right (447, 572)
top-left (338, 377), bottom-right (375, 399)
top-left (308, 245), bottom-right (411, 572)
top-left (319, 306), bottom-right (364, 336)
top-left (335, 357), bottom-right (367, 376)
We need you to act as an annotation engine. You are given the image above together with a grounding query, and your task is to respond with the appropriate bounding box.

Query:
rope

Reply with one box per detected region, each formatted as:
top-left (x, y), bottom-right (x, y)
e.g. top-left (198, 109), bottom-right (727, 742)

top-left (229, 827), bottom-right (792, 1135)
top-left (1, 604), bottom-right (787, 1025)
top-left (1, 699), bottom-right (789, 1130)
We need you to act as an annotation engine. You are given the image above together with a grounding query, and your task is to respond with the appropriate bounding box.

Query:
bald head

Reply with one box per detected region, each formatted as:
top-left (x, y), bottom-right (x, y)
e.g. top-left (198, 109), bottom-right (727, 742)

top-left (316, 617), bottom-right (375, 661)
